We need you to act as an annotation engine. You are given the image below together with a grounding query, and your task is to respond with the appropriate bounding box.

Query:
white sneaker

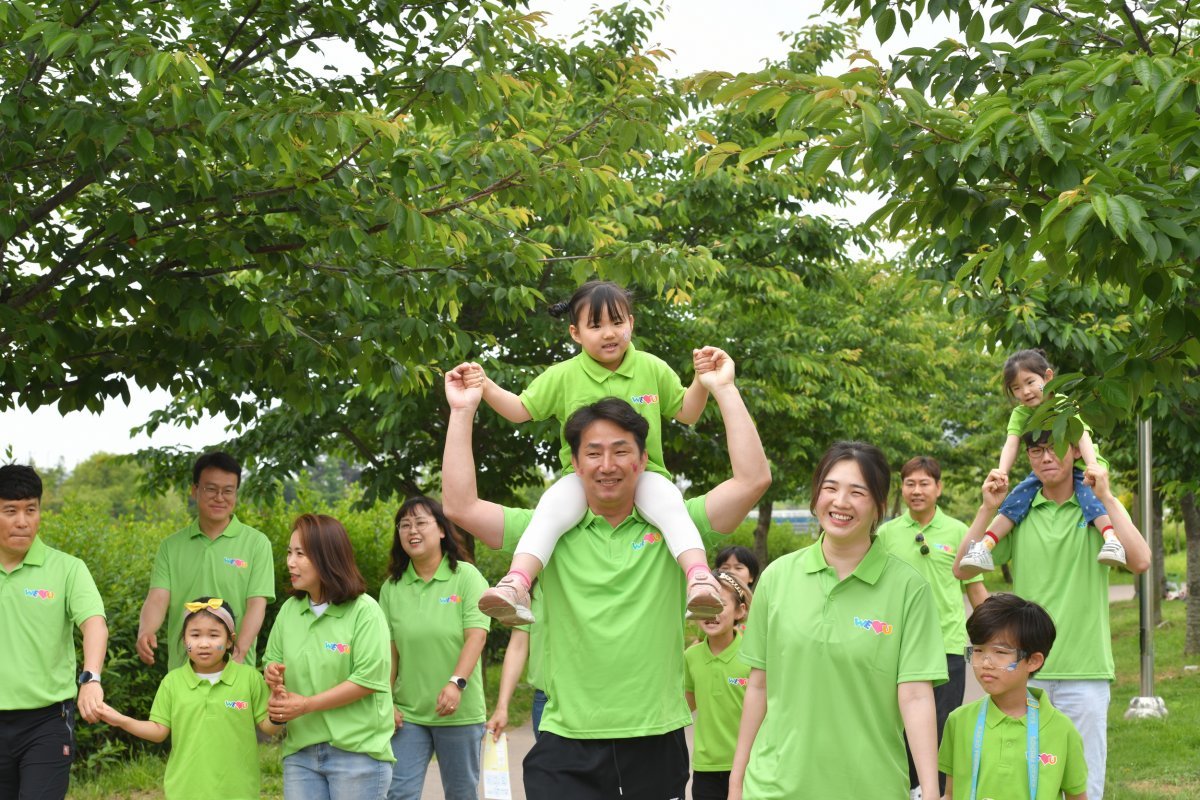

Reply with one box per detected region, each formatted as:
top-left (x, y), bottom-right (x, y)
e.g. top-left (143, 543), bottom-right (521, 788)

top-left (910, 787), bottom-right (923, 800)
top-left (1097, 538), bottom-right (1127, 568)
top-left (958, 540), bottom-right (995, 576)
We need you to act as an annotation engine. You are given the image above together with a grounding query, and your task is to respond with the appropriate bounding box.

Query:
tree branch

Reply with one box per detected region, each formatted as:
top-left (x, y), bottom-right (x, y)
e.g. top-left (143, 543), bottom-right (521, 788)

top-left (1120, 2), bottom-right (1154, 55)
top-left (218, 0), bottom-right (263, 67)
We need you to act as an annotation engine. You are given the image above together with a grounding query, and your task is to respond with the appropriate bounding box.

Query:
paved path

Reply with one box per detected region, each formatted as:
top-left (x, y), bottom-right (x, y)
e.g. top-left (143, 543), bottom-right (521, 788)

top-left (419, 584), bottom-right (1138, 799)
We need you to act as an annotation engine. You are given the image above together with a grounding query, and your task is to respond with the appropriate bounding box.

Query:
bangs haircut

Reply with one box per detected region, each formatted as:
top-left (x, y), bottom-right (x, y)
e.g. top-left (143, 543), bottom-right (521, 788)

top-left (1002, 349), bottom-right (1053, 400)
top-left (810, 441), bottom-right (891, 533)
top-left (387, 496), bottom-right (471, 582)
top-left (554, 280), bottom-right (634, 327)
top-left (0, 464), bottom-right (42, 501)
top-left (192, 451), bottom-right (242, 486)
top-left (900, 456), bottom-right (941, 483)
top-left (291, 514), bottom-right (366, 606)
top-left (713, 545), bottom-right (761, 587)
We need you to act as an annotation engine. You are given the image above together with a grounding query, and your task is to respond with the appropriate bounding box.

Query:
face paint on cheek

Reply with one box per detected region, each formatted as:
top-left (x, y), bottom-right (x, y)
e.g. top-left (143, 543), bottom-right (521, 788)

top-left (622, 331), bottom-right (631, 342)
top-left (1006, 661), bottom-right (1019, 672)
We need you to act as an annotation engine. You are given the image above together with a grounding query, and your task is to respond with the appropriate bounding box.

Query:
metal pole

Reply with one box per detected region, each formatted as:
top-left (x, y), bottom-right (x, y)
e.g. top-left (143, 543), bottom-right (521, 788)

top-left (1126, 417), bottom-right (1167, 719)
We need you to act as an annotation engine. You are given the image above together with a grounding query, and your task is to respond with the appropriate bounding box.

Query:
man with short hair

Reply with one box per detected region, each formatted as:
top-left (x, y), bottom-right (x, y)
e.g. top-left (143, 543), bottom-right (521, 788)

top-left (137, 452), bottom-right (274, 668)
top-left (0, 464), bottom-right (108, 799)
top-left (955, 432), bottom-right (1150, 800)
top-left (877, 456), bottom-right (988, 798)
top-left (441, 349), bottom-right (770, 799)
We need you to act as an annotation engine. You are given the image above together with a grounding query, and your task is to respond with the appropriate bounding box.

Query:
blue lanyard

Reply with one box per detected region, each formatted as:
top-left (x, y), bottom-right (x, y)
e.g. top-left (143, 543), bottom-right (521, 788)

top-left (969, 691), bottom-right (1039, 800)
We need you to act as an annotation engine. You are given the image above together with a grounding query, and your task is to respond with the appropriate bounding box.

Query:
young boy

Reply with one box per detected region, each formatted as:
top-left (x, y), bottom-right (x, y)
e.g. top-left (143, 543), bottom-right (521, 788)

top-left (938, 593), bottom-right (1088, 800)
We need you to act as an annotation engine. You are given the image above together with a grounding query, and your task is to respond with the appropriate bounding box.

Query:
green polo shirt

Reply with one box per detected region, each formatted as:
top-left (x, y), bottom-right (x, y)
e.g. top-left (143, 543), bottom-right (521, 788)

top-left (263, 594), bottom-right (395, 762)
top-left (739, 537), bottom-right (946, 799)
top-left (877, 507), bottom-right (984, 655)
top-left (500, 495), bottom-right (713, 738)
top-left (379, 557), bottom-right (490, 726)
top-left (938, 689), bottom-right (1088, 799)
top-left (150, 516), bottom-right (276, 669)
top-left (992, 493), bottom-right (1113, 680)
top-left (1007, 406), bottom-right (1109, 470)
top-left (149, 659), bottom-right (269, 800)
top-left (0, 537), bottom-right (105, 710)
top-left (519, 344), bottom-right (686, 478)
top-left (684, 631), bottom-right (750, 772)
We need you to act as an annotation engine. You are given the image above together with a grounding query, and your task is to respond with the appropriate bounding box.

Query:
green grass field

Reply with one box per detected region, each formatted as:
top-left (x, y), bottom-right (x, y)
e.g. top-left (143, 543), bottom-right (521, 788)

top-left (69, 599), bottom-right (1198, 799)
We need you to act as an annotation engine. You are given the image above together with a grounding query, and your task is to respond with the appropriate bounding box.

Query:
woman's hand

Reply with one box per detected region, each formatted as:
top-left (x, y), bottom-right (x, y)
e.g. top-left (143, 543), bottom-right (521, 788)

top-left (486, 706), bottom-right (508, 741)
top-left (394, 708), bottom-right (404, 729)
top-left (268, 689), bottom-right (311, 723)
top-left (435, 683), bottom-right (462, 717)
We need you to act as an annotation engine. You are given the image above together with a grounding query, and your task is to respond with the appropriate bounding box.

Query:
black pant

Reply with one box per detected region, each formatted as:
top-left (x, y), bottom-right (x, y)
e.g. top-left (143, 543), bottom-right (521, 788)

top-left (691, 770), bottom-right (730, 800)
top-left (906, 654), bottom-right (965, 793)
top-left (525, 728), bottom-right (689, 800)
top-left (0, 701), bottom-right (76, 800)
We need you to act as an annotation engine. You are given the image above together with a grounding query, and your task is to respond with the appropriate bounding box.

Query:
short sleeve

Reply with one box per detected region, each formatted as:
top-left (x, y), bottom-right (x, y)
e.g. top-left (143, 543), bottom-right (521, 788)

top-left (650, 355), bottom-right (686, 420)
top-left (937, 708), bottom-right (959, 775)
top-left (683, 650), bottom-right (696, 693)
top-left (347, 599), bottom-right (392, 692)
top-left (250, 669), bottom-right (270, 725)
top-left (518, 367), bottom-right (557, 422)
top-left (66, 560), bottom-right (106, 626)
top-left (739, 566), bottom-right (772, 670)
top-left (459, 566), bottom-right (491, 632)
top-left (1006, 406), bottom-right (1031, 438)
top-left (897, 579), bottom-right (948, 685)
top-left (501, 506), bottom-right (534, 554)
top-left (263, 604), bottom-right (285, 665)
top-left (1062, 720), bottom-right (1089, 794)
top-left (149, 540), bottom-right (171, 591)
top-left (247, 533), bottom-right (276, 601)
top-left (148, 675), bottom-right (174, 728)
top-left (377, 579), bottom-right (398, 639)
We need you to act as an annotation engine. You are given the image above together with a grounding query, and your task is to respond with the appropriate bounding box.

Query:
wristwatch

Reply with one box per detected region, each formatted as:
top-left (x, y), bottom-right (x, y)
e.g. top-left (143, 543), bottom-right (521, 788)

top-left (77, 671), bottom-right (102, 686)
top-left (449, 675), bottom-right (467, 690)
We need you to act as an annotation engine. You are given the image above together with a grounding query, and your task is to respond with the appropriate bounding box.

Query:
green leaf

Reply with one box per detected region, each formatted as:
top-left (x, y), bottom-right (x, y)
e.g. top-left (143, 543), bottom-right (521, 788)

top-left (1154, 77), bottom-right (1185, 116)
top-left (875, 9), bottom-right (897, 44)
top-left (802, 145), bottom-right (838, 177)
top-left (1027, 109), bottom-right (1065, 162)
top-left (1089, 192), bottom-right (1108, 226)
top-left (101, 125), bottom-right (125, 157)
top-left (134, 127), bottom-right (154, 154)
top-left (1064, 203), bottom-right (1094, 248)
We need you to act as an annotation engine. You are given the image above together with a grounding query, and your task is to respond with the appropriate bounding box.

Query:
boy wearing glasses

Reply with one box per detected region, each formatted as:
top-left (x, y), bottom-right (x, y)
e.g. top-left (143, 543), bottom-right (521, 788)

top-left (877, 456), bottom-right (989, 798)
top-left (136, 452), bottom-right (275, 669)
top-left (939, 593), bottom-right (1087, 799)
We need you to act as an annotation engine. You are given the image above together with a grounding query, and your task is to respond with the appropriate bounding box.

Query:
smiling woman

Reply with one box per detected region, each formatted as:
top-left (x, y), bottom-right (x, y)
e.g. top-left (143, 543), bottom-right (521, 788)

top-left (378, 497), bottom-right (490, 800)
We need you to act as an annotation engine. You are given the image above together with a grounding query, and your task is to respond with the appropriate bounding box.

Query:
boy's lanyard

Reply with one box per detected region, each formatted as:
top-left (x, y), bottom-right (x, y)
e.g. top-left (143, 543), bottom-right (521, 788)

top-left (969, 691), bottom-right (1039, 800)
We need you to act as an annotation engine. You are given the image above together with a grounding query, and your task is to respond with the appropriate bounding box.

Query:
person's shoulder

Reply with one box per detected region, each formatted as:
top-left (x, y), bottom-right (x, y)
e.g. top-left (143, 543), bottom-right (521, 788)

top-left (451, 561), bottom-right (486, 581)
top-left (947, 696), bottom-right (983, 725)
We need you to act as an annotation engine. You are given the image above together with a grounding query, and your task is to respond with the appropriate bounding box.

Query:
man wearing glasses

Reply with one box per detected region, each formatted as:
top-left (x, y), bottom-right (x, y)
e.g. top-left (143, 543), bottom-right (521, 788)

top-left (954, 431), bottom-right (1150, 800)
top-left (136, 452), bottom-right (275, 669)
top-left (877, 456), bottom-right (989, 799)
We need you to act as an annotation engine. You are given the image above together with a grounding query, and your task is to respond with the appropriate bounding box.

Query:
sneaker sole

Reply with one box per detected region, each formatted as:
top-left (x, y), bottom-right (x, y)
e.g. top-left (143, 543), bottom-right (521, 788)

top-left (1097, 555), bottom-right (1127, 568)
top-left (957, 562), bottom-right (992, 578)
top-left (478, 596), bottom-right (535, 626)
top-left (686, 598), bottom-right (724, 621)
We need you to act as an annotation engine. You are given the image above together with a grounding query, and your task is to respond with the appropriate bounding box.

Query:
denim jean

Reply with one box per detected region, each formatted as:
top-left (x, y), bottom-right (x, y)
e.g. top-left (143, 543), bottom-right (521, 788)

top-left (388, 721), bottom-right (484, 800)
top-left (999, 468), bottom-right (1107, 525)
top-left (283, 743), bottom-right (392, 800)
top-left (531, 690), bottom-right (548, 741)
top-left (1030, 678), bottom-right (1110, 800)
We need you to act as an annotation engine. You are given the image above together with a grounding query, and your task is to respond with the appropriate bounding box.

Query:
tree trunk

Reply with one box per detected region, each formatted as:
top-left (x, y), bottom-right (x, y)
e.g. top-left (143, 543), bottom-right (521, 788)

top-left (1182, 491), bottom-right (1200, 655)
top-left (1153, 494), bottom-right (1165, 626)
top-left (754, 498), bottom-right (772, 567)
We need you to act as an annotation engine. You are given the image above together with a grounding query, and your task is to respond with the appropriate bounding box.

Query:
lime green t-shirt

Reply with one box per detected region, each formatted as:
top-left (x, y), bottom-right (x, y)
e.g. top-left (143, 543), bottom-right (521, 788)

top-left (263, 594), bottom-right (395, 762)
top-left (1006, 405), bottom-right (1109, 470)
top-left (684, 631), bottom-right (750, 772)
top-left (877, 507), bottom-right (984, 655)
top-left (739, 537), bottom-right (947, 799)
top-left (379, 557), bottom-right (490, 726)
top-left (518, 344), bottom-right (686, 478)
top-left (501, 495), bottom-right (714, 738)
top-left (149, 659), bottom-right (269, 800)
top-left (938, 689), bottom-right (1088, 799)
top-left (992, 493), bottom-right (1114, 680)
top-left (150, 516), bottom-right (276, 669)
top-left (0, 537), bottom-right (105, 710)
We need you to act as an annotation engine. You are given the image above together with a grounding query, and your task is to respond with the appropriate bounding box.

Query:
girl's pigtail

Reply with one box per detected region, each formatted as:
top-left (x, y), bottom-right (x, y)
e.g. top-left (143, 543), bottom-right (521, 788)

top-left (548, 301), bottom-right (571, 318)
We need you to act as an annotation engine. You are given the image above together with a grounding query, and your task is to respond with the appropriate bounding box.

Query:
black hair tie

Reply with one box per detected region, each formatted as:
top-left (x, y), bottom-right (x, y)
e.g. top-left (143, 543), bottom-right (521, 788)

top-left (548, 301), bottom-right (571, 317)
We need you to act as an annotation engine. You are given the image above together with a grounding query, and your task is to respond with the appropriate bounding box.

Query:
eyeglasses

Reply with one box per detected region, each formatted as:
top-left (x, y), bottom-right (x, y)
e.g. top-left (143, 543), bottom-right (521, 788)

top-left (397, 519), bottom-right (435, 533)
top-left (199, 485), bottom-right (237, 500)
top-left (914, 533), bottom-right (929, 556)
top-left (964, 645), bottom-right (1028, 666)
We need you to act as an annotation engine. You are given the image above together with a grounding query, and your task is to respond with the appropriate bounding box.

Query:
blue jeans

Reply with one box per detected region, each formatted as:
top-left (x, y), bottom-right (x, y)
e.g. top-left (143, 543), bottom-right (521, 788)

top-left (531, 690), bottom-right (548, 741)
top-left (388, 721), bottom-right (484, 800)
top-left (999, 468), bottom-right (1107, 525)
top-left (283, 743), bottom-right (392, 800)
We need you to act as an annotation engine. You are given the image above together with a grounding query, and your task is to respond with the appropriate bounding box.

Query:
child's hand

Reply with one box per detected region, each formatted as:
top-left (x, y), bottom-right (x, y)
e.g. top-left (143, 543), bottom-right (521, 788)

top-left (445, 362), bottom-right (484, 410)
top-left (1084, 464), bottom-right (1113, 500)
top-left (981, 472), bottom-right (1008, 510)
top-left (268, 690), bottom-right (310, 723)
top-left (95, 702), bottom-right (121, 726)
top-left (463, 363), bottom-right (486, 388)
top-left (264, 662), bottom-right (286, 690)
top-left (986, 468), bottom-right (1009, 494)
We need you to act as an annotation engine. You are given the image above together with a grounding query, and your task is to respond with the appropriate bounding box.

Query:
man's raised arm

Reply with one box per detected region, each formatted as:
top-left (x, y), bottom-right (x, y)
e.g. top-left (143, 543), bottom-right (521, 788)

top-left (440, 363), bottom-right (507, 550)
top-left (697, 348), bottom-right (771, 533)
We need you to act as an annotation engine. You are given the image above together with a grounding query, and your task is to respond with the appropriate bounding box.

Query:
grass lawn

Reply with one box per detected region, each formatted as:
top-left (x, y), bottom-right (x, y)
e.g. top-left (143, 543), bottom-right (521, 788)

top-left (69, 598), bottom-right (1197, 799)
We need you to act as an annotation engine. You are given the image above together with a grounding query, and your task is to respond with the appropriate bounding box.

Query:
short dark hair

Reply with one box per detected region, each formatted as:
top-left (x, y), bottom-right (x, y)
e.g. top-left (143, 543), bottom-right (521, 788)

top-left (192, 452), bottom-right (242, 486)
top-left (291, 514), bottom-right (367, 606)
top-left (966, 592), bottom-right (1056, 674)
top-left (713, 545), bottom-right (761, 588)
top-left (387, 496), bottom-right (471, 581)
top-left (0, 464), bottom-right (42, 501)
top-left (1002, 348), bottom-right (1053, 400)
top-left (563, 398), bottom-right (648, 457)
top-left (900, 456), bottom-right (941, 483)
top-left (810, 442), bottom-right (891, 533)
top-left (1020, 428), bottom-right (1054, 449)
top-left (549, 280), bottom-right (634, 327)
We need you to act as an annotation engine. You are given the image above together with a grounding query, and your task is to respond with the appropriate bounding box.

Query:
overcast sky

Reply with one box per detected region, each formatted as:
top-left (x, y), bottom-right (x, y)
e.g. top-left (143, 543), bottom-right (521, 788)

top-left (2, 1), bottom-right (956, 469)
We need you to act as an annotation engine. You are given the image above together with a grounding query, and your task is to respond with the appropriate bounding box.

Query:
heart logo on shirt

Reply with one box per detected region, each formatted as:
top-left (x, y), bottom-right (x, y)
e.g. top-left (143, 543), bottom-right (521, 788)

top-left (1039, 753), bottom-right (1058, 765)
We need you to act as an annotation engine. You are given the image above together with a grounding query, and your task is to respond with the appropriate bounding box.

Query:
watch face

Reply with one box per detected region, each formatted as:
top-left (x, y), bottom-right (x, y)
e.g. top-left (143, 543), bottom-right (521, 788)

top-left (453, 678), bottom-right (467, 689)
